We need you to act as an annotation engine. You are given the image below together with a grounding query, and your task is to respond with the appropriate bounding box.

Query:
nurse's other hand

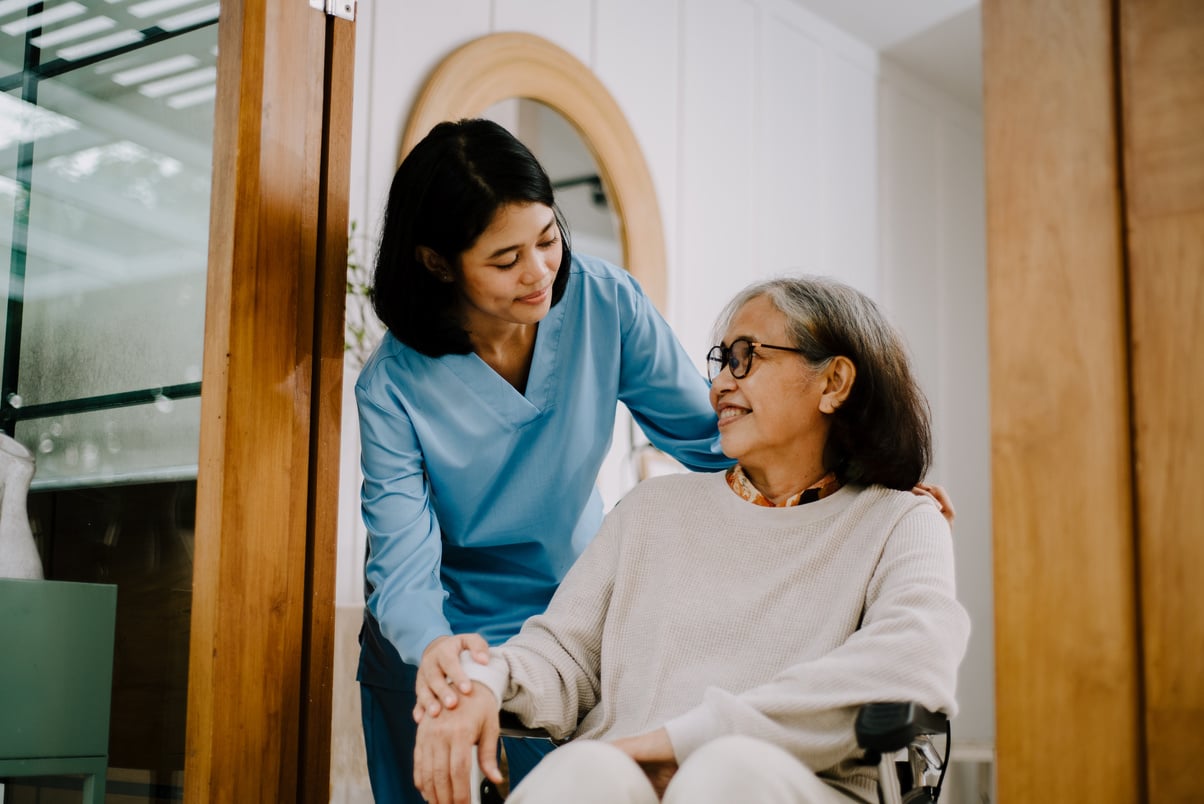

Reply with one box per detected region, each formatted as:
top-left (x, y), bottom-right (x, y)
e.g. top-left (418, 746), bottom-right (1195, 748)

top-left (912, 483), bottom-right (955, 527)
top-left (414, 633), bottom-right (491, 723)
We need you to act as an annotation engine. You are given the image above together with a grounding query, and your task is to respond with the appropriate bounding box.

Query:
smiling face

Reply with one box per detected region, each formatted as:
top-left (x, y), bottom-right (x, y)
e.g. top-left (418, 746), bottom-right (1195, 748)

top-left (452, 201), bottom-right (563, 335)
top-left (709, 295), bottom-right (836, 483)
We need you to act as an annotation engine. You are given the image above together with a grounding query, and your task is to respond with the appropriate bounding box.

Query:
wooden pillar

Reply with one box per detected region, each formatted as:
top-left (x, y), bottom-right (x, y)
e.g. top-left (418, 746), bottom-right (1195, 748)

top-left (184, 1), bottom-right (354, 801)
top-left (1119, 1), bottom-right (1204, 800)
top-left (982, 1), bottom-right (1143, 801)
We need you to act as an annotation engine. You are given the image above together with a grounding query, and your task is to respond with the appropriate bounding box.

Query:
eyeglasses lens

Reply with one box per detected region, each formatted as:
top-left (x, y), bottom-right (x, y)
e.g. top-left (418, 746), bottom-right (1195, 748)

top-left (729, 340), bottom-right (752, 378)
top-left (706, 347), bottom-right (724, 381)
top-left (707, 339), bottom-right (753, 380)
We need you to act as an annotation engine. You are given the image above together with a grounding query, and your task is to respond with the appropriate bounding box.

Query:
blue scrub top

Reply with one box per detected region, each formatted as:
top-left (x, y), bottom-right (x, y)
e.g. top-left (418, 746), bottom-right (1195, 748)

top-left (355, 254), bottom-right (730, 668)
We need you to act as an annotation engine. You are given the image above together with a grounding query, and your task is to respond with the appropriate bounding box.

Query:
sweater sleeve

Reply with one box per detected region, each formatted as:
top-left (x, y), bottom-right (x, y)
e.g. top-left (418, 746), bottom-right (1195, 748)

top-left (487, 504), bottom-right (624, 740)
top-left (357, 382), bottom-right (451, 666)
top-left (663, 503), bottom-right (970, 771)
top-left (611, 267), bottom-right (731, 473)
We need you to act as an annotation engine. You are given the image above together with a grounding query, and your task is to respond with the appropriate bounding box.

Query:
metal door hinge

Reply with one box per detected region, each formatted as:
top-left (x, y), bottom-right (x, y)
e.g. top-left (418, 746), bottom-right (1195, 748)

top-left (309, 0), bottom-right (355, 21)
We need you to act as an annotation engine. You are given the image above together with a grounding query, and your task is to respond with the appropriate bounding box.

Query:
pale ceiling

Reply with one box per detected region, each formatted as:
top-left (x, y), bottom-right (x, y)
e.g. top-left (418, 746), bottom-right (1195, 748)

top-left (789, 0), bottom-right (983, 110)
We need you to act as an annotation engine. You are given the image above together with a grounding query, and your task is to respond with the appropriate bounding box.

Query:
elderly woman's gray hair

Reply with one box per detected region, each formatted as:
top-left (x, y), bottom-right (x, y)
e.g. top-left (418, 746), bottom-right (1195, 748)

top-left (712, 276), bottom-right (932, 490)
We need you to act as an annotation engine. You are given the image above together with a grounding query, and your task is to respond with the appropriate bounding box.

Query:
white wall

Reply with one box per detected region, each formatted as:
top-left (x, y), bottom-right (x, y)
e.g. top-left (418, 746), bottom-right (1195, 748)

top-left (878, 61), bottom-right (993, 751)
top-left (341, 0), bottom-right (993, 767)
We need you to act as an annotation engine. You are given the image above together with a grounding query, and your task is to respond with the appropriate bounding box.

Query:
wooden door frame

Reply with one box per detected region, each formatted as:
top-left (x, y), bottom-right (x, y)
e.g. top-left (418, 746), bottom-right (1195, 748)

top-left (983, 2), bottom-right (1142, 801)
top-left (985, 1), bottom-right (1203, 800)
top-left (184, 1), bottom-right (354, 801)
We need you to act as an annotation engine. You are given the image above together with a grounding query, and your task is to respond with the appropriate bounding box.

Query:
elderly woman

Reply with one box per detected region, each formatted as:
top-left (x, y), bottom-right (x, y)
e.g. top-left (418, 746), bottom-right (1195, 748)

top-left (413, 276), bottom-right (971, 804)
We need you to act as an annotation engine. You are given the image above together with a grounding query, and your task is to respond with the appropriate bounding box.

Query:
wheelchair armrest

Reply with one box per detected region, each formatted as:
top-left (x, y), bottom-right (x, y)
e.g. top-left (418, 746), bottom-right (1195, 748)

top-left (498, 710), bottom-right (556, 741)
top-left (855, 702), bottom-right (948, 755)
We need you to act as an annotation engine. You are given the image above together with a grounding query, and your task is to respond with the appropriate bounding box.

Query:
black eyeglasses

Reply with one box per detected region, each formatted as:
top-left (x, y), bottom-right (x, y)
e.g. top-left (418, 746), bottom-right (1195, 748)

top-left (707, 338), bottom-right (805, 381)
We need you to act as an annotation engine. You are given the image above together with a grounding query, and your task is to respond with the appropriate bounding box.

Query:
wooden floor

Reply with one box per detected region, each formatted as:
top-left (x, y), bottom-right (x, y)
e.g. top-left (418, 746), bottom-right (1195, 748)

top-left (331, 605), bottom-right (373, 804)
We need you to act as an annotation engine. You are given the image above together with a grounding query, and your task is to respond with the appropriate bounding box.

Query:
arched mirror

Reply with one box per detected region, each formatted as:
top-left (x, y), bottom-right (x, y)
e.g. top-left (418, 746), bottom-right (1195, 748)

top-left (481, 98), bottom-right (624, 268)
top-left (399, 32), bottom-right (667, 309)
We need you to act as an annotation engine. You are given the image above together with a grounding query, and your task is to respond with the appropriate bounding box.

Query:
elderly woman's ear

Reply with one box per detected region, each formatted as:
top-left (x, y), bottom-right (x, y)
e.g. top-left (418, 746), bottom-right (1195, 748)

top-left (818, 356), bottom-right (855, 414)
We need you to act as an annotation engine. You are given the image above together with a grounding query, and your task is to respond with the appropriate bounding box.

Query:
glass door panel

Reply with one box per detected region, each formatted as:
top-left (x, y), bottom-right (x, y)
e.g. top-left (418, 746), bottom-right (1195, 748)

top-left (1, 2), bottom-right (217, 801)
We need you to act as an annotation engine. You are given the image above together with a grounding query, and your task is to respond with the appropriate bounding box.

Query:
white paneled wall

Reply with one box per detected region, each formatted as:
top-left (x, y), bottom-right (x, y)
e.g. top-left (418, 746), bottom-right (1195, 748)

top-left (818, 47), bottom-right (880, 294)
top-left (496, 0), bottom-right (592, 63)
top-left (339, 1), bottom-right (993, 797)
top-left (676, 1), bottom-right (758, 356)
top-left (879, 61), bottom-right (993, 752)
top-left (757, 15), bottom-right (826, 282)
top-left (349, 0), bottom-right (491, 251)
top-left (673, 0), bottom-right (884, 363)
top-left (594, 0), bottom-right (681, 297)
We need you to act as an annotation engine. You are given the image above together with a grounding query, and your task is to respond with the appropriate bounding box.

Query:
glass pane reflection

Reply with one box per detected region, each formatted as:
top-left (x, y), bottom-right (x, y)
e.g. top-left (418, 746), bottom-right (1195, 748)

top-left (1, 15), bottom-right (215, 485)
top-left (18, 397), bottom-right (201, 487)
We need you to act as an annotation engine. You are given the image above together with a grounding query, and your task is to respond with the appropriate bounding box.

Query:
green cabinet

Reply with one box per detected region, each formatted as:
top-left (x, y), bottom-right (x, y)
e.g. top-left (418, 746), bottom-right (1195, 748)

top-left (0, 579), bottom-right (117, 803)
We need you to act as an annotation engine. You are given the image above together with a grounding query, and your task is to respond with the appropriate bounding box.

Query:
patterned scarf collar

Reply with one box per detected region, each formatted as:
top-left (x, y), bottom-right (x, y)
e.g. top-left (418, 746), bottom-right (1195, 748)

top-left (725, 464), bottom-right (842, 507)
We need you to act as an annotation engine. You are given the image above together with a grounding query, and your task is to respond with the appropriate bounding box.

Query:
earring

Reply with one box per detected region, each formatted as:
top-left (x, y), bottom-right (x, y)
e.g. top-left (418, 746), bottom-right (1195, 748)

top-left (416, 246), bottom-right (454, 283)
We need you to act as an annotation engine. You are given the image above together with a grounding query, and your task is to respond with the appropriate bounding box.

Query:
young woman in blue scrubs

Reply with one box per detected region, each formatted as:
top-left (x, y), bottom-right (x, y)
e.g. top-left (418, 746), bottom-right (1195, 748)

top-left (355, 118), bottom-right (733, 802)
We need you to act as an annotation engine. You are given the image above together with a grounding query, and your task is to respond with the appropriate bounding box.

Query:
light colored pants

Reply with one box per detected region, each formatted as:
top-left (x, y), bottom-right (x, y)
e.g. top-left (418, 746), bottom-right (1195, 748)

top-left (506, 735), bottom-right (860, 804)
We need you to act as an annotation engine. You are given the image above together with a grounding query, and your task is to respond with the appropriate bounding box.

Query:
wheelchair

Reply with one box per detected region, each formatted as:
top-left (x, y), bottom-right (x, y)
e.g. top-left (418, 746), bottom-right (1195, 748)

top-left (855, 702), bottom-right (950, 804)
top-left (472, 701), bottom-right (950, 804)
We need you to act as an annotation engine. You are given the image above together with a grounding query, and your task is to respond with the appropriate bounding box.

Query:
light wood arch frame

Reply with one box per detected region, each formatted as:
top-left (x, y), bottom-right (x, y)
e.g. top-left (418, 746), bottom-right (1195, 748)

top-left (401, 32), bottom-right (668, 310)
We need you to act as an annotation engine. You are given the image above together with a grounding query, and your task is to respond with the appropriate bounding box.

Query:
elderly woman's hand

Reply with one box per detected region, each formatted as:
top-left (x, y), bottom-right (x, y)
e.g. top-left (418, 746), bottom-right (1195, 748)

top-left (413, 633), bottom-right (492, 723)
top-left (414, 683), bottom-right (502, 804)
top-left (611, 728), bottom-right (679, 798)
top-left (912, 483), bottom-right (955, 526)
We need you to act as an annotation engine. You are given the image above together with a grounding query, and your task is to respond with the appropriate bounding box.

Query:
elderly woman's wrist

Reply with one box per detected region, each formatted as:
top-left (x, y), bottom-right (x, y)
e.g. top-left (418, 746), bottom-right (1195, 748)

top-left (459, 648), bottom-right (507, 709)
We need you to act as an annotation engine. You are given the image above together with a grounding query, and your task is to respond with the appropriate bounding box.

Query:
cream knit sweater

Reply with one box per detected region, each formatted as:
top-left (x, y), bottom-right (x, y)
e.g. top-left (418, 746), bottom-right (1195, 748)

top-left (464, 471), bottom-right (970, 802)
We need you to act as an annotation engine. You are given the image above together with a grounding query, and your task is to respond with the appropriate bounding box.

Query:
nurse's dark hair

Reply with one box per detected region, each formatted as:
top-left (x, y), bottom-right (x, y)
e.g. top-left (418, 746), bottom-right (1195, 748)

top-left (371, 118), bottom-right (572, 356)
top-left (712, 276), bottom-right (932, 490)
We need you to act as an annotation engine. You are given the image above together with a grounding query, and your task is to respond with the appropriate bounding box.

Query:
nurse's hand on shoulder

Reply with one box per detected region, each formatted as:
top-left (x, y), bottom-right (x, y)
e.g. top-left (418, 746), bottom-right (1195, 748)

top-left (911, 482), bottom-right (955, 527)
top-left (414, 633), bottom-right (492, 723)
